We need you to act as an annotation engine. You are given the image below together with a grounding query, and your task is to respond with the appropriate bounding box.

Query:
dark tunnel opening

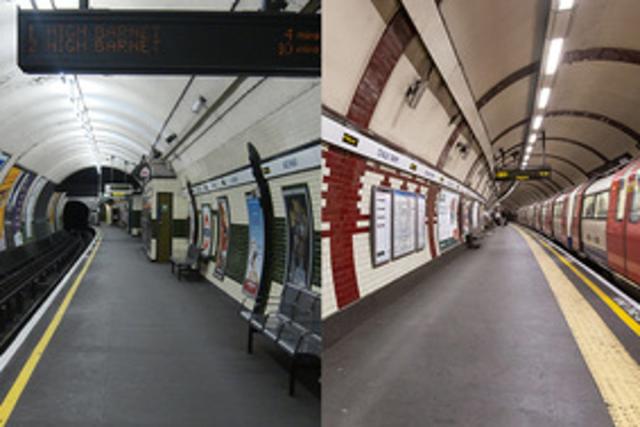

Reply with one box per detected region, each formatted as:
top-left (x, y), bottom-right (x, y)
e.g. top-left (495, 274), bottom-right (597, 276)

top-left (63, 201), bottom-right (90, 231)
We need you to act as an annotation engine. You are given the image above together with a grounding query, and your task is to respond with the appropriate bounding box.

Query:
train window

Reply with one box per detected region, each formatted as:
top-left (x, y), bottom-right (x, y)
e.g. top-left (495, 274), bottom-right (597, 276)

top-left (554, 201), bottom-right (564, 218)
top-left (631, 178), bottom-right (640, 223)
top-left (582, 195), bottom-right (595, 218)
top-left (616, 180), bottom-right (626, 221)
top-left (594, 192), bottom-right (609, 219)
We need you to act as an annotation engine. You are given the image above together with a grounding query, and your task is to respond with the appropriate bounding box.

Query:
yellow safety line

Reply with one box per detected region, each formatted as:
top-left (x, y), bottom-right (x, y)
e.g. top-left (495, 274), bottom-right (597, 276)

top-left (0, 236), bottom-right (102, 426)
top-left (514, 226), bottom-right (640, 427)
top-left (527, 228), bottom-right (640, 337)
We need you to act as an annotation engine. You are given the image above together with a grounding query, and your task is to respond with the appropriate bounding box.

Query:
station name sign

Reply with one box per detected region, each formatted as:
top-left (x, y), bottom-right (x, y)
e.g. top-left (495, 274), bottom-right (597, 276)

top-left (495, 168), bottom-right (552, 181)
top-left (18, 10), bottom-right (320, 76)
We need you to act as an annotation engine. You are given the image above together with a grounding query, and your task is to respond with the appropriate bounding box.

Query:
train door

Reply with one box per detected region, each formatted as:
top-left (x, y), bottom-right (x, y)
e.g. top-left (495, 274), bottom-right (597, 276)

top-left (624, 169), bottom-right (640, 284)
top-left (572, 183), bottom-right (587, 253)
top-left (559, 195), bottom-right (569, 247)
top-left (566, 189), bottom-right (576, 249)
top-left (156, 192), bottom-right (173, 262)
top-left (607, 174), bottom-right (628, 275)
top-left (544, 200), bottom-right (553, 237)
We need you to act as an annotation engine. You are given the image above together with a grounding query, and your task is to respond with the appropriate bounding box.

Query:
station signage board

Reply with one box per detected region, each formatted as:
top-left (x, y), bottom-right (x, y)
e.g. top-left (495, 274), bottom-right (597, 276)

top-left (494, 168), bottom-right (552, 181)
top-left (18, 10), bottom-right (320, 76)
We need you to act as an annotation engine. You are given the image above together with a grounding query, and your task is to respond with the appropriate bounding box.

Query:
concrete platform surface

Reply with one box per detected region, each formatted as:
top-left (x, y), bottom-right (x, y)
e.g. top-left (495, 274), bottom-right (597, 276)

top-left (2, 227), bottom-right (319, 427)
top-left (323, 226), bottom-right (613, 427)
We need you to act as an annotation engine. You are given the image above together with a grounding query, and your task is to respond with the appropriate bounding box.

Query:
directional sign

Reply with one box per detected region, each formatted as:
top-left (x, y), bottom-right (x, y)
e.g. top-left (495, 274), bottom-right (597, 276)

top-left (495, 168), bottom-right (552, 181)
top-left (18, 10), bottom-right (320, 76)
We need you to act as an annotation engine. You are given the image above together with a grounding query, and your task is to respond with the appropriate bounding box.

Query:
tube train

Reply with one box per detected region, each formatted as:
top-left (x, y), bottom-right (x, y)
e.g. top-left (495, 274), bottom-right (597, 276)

top-left (516, 159), bottom-right (640, 293)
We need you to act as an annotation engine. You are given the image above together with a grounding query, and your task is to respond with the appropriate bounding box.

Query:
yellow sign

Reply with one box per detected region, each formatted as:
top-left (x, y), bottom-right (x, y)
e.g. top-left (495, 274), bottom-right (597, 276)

top-left (342, 133), bottom-right (359, 147)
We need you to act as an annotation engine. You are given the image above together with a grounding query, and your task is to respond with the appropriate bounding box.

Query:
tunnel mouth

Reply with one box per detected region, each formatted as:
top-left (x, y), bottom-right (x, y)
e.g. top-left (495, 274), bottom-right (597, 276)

top-left (63, 201), bottom-right (90, 231)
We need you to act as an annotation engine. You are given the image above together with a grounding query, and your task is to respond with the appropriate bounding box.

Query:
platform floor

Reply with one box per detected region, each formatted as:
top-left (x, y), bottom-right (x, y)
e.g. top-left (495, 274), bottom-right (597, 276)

top-left (0, 227), bottom-right (319, 427)
top-left (323, 225), bottom-right (635, 427)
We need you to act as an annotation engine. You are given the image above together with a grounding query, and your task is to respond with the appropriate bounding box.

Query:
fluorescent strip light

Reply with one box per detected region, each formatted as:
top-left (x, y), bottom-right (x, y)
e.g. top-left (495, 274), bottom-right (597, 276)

top-left (532, 115), bottom-right (543, 130)
top-left (538, 87), bottom-right (551, 109)
top-left (545, 38), bottom-right (564, 75)
top-left (526, 145), bottom-right (533, 154)
top-left (529, 134), bottom-right (537, 144)
top-left (558, 0), bottom-right (574, 10)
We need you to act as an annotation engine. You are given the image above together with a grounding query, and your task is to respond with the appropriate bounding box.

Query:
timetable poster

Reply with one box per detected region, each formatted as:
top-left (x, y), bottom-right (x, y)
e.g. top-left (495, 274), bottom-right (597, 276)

top-left (392, 190), bottom-right (417, 259)
top-left (214, 197), bottom-right (231, 280)
top-left (200, 204), bottom-right (213, 258)
top-left (416, 194), bottom-right (426, 251)
top-left (242, 194), bottom-right (265, 299)
top-left (372, 187), bottom-right (392, 266)
top-left (438, 189), bottom-right (460, 251)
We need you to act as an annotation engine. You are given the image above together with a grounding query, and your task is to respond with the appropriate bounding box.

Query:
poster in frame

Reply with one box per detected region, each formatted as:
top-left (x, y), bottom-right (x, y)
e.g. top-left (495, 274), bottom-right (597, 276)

top-left (200, 204), bottom-right (213, 258)
top-left (214, 196), bottom-right (231, 280)
top-left (392, 189), bottom-right (417, 259)
top-left (371, 186), bottom-right (392, 267)
top-left (437, 189), bottom-right (460, 251)
top-left (242, 192), bottom-right (265, 299)
top-left (283, 185), bottom-right (313, 289)
top-left (416, 193), bottom-right (426, 251)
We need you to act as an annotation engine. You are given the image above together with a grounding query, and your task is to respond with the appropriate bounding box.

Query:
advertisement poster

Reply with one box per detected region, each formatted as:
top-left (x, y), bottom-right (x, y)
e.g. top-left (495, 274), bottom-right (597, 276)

top-left (24, 176), bottom-right (47, 240)
top-left (200, 204), bottom-right (213, 258)
top-left (462, 200), bottom-right (471, 236)
top-left (472, 201), bottom-right (480, 230)
top-left (0, 152), bottom-right (8, 173)
top-left (392, 189), bottom-right (417, 258)
top-left (0, 167), bottom-right (22, 251)
top-left (372, 186), bottom-right (392, 266)
top-left (214, 196), bottom-right (230, 280)
top-left (7, 172), bottom-right (35, 248)
top-left (438, 189), bottom-right (460, 251)
top-left (242, 194), bottom-right (265, 298)
top-left (283, 186), bottom-right (313, 289)
top-left (416, 194), bottom-right (426, 251)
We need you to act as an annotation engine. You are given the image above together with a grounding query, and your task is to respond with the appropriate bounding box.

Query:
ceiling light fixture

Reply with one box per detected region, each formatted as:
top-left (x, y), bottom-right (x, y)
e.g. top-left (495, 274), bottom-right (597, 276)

top-left (529, 134), bottom-right (537, 144)
top-left (538, 87), bottom-right (551, 109)
top-left (532, 115), bottom-right (543, 130)
top-left (545, 38), bottom-right (564, 75)
top-left (558, 0), bottom-right (574, 11)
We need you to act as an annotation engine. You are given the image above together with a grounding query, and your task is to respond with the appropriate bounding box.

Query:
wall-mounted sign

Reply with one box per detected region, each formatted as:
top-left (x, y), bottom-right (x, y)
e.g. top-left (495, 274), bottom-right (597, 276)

top-left (322, 115), bottom-right (485, 202)
top-left (242, 194), bottom-right (265, 299)
top-left (438, 190), bottom-right (460, 251)
top-left (214, 196), bottom-right (230, 280)
top-left (200, 204), bottom-right (213, 258)
top-left (191, 144), bottom-right (320, 197)
top-left (372, 186), bottom-right (392, 266)
top-left (283, 185), bottom-right (313, 289)
top-left (392, 190), bottom-right (417, 259)
top-left (18, 11), bottom-right (320, 76)
top-left (494, 168), bottom-right (552, 181)
top-left (416, 193), bottom-right (426, 251)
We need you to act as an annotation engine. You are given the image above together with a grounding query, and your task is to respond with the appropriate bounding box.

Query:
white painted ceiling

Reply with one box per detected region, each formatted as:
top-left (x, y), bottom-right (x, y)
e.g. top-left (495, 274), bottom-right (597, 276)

top-left (0, 0), bottom-right (316, 183)
top-left (439, 0), bottom-right (640, 208)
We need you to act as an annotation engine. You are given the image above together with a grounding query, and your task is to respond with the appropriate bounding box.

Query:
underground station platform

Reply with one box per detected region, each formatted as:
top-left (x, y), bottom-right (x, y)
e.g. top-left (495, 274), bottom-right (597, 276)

top-left (323, 225), bottom-right (640, 427)
top-left (0, 227), bottom-right (319, 426)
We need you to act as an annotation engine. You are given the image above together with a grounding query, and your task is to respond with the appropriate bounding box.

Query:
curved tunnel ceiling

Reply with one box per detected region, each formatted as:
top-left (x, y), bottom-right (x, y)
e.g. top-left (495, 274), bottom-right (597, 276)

top-left (437, 0), bottom-right (640, 209)
top-left (0, 0), bottom-right (278, 183)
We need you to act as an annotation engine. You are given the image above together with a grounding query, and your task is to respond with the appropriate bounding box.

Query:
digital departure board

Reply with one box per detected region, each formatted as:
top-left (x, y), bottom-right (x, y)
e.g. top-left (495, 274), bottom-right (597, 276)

top-left (18, 10), bottom-right (320, 76)
top-left (495, 168), bottom-right (552, 181)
